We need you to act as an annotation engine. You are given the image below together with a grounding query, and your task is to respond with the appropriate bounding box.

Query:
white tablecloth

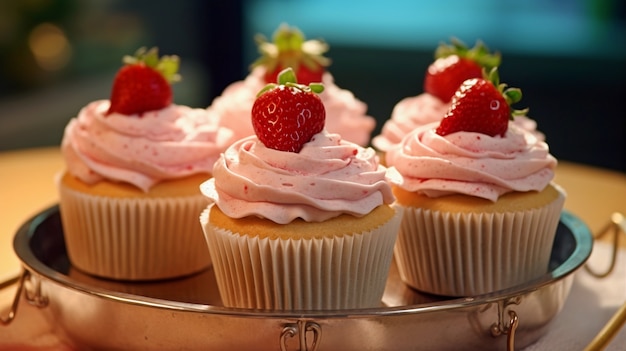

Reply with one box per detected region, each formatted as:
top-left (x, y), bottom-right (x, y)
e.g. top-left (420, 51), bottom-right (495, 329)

top-left (522, 241), bottom-right (626, 351)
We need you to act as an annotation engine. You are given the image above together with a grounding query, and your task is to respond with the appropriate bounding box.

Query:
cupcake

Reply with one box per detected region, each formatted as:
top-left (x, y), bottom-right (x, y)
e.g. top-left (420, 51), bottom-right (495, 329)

top-left (207, 23), bottom-right (376, 146)
top-left (58, 47), bottom-right (235, 281)
top-left (386, 68), bottom-right (565, 296)
top-left (373, 38), bottom-right (543, 155)
top-left (200, 68), bottom-right (401, 310)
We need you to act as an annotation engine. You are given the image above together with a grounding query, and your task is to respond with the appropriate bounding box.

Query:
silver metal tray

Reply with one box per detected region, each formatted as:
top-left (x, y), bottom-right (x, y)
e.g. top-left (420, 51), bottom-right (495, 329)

top-left (12, 205), bottom-right (593, 351)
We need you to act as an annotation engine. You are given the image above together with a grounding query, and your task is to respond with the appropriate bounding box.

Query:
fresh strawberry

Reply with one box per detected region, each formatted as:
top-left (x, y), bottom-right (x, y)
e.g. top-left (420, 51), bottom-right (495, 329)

top-left (424, 38), bottom-right (501, 102)
top-left (106, 47), bottom-right (180, 116)
top-left (251, 24), bottom-right (330, 85)
top-left (252, 68), bottom-right (325, 153)
top-left (435, 67), bottom-right (528, 137)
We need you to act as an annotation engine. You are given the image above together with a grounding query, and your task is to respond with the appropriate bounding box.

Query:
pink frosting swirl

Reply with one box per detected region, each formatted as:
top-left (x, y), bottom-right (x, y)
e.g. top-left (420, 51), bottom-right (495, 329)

top-left (200, 130), bottom-right (395, 224)
top-left (513, 115), bottom-right (545, 141)
top-left (206, 68), bottom-right (265, 142)
top-left (386, 121), bottom-right (556, 201)
top-left (62, 100), bottom-right (235, 192)
top-left (208, 67), bottom-right (376, 146)
top-left (373, 94), bottom-right (546, 152)
top-left (320, 73), bottom-right (376, 146)
top-left (372, 93), bottom-right (450, 152)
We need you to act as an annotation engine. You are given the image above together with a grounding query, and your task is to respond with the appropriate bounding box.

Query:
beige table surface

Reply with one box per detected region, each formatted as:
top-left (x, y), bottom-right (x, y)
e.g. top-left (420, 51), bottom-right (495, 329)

top-left (1, 147), bottom-right (65, 282)
top-left (0, 147), bottom-right (625, 350)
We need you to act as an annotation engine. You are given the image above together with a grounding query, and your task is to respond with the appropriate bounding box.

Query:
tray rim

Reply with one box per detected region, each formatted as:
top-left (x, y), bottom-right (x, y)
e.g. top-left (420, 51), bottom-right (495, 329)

top-left (13, 204), bottom-right (593, 319)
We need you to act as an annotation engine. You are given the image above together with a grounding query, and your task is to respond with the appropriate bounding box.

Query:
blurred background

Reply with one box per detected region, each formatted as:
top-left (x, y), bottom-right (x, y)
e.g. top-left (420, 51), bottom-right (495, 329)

top-left (0, 0), bottom-right (624, 172)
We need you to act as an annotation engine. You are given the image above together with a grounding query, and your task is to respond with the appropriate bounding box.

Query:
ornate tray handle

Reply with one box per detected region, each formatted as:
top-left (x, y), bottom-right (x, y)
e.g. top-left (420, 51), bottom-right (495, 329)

top-left (491, 296), bottom-right (521, 351)
top-left (584, 212), bottom-right (625, 278)
top-left (280, 320), bottom-right (322, 351)
top-left (23, 270), bottom-right (49, 308)
top-left (584, 212), bottom-right (626, 351)
top-left (494, 310), bottom-right (519, 351)
top-left (0, 269), bottom-right (48, 326)
top-left (0, 269), bottom-right (26, 325)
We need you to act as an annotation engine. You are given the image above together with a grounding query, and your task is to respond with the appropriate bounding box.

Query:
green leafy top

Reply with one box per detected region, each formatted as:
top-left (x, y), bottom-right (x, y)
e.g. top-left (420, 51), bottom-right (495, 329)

top-left (123, 47), bottom-right (181, 84)
top-left (436, 37), bottom-right (501, 71)
top-left (485, 67), bottom-right (528, 120)
top-left (250, 23), bottom-right (331, 73)
top-left (257, 68), bottom-right (324, 97)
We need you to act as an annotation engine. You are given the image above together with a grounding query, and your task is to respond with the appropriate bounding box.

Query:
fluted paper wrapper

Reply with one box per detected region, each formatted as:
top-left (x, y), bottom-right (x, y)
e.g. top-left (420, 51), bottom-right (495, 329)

top-left (200, 205), bottom-right (402, 310)
top-left (394, 193), bottom-right (565, 297)
top-left (59, 184), bottom-right (211, 281)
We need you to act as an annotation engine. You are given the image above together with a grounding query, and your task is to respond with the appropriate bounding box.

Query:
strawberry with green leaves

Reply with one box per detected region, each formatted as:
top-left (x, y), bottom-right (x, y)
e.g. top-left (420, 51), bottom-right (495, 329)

top-left (252, 68), bottom-right (325, 153)
top-left (424, 38), bottom-right (501, 103)
top-left (435, 67), bottom-right (528, 137)
top-left (107, 47), bottom-right (180, 116)
top-left (251, 24), bottom-right (331, 85)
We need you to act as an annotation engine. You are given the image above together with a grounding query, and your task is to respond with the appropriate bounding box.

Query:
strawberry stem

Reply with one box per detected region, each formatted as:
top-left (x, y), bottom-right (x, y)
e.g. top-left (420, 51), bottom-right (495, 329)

top-left (123, 47), bottom-right (181, 84)
top-left (251, 23), bottom-right (331, 73)
top-left (484, 67), bottom-right (527, 120)
top-left (274, 25), bottom-right (305, 53)
top-left (277, 67), bottom-right (297, 85)
top-left (435, 37), bottom-right (501, 71)
top-left (257, 68), bottom-right (324, 97)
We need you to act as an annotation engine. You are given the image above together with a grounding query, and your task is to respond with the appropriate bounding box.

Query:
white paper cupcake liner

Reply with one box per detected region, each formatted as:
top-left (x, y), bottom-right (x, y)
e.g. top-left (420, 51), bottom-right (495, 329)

top-left (59, 184), bottom-right (211, 281)
top-left (200, 205), bottom-right (402, 310)
top-left (394, 192), bottom-right (565, 296)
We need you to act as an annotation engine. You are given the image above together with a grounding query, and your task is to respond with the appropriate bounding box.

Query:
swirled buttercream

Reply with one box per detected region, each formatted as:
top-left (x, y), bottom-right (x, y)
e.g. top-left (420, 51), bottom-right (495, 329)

top-left (386, 121), bottom-right (556, 201)
top-left (62, 100), bottom-right (235, 192)
top-left (319, 73), bottom-right (376, 146)
top-left (200, 130), bottom-right (395, 224)
top-left (208, 67), bottom-right (376, 146)
top-left (372, 93), bottom-right (449, 152)
top-left (373, 93), bottom-right (545, 152)
top-left (206, 68), bottom-right (265, 142)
